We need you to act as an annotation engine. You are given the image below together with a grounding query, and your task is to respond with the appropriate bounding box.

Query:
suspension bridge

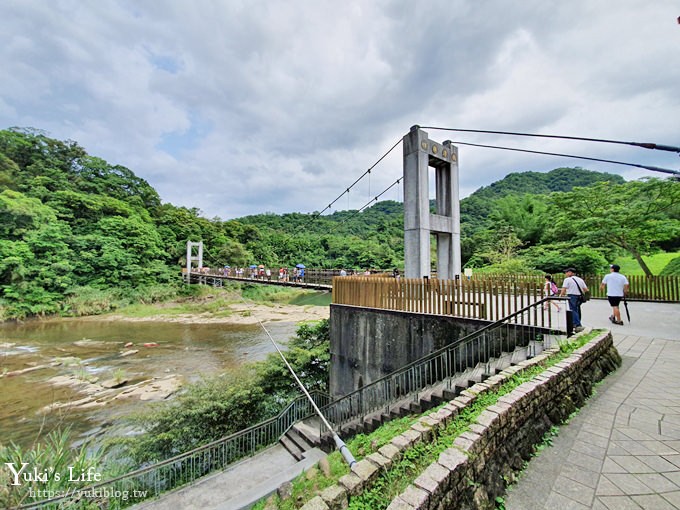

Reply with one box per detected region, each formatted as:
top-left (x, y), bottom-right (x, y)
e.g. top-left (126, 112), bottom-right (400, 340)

top-left (23, 125), bottom-right (680, 510)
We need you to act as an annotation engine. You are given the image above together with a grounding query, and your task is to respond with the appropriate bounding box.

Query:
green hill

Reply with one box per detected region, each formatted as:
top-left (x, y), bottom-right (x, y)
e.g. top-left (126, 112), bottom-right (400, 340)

top-left (461, 167), bottom-right (625, 237)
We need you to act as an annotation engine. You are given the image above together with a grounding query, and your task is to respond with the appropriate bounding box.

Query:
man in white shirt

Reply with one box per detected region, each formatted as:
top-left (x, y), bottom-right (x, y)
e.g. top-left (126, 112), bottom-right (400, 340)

top-left (560, 267), bottom-right (589, 332)
top-left (600, 264), bottom-right (629, 326)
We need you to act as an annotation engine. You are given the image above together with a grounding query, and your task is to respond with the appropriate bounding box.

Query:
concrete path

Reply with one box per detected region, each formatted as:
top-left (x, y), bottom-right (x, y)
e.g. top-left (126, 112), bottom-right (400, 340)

top-left (133, 444), bottom-right (326, 510)
top-left (506, 300), bottom-right (680, 510)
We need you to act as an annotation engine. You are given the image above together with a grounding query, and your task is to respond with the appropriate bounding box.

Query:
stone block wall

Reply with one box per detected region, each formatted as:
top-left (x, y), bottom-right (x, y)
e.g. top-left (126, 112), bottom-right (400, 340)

top-left (301, 330), bottom-right (621, 510)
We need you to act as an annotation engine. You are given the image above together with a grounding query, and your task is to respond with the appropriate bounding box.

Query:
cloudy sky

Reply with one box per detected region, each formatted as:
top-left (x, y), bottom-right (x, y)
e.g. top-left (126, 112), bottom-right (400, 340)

top-left (1, 1), bottom-right (678, 220)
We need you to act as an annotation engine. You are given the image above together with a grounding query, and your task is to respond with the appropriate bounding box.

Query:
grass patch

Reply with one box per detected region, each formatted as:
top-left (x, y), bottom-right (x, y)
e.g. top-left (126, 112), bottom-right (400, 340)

top-left (110, 284), bottom-right (331, 319)
top-left (256, 330), bottom-right (602, 509)
top-left (612, 250), bottom-right (680, 276)
top-left (288, 291), bottom-right (332, 307)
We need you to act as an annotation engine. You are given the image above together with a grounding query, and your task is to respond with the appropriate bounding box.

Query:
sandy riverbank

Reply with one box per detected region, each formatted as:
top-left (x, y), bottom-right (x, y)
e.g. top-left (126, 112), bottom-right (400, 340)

top-left (76, 302), bottom-right (331, 325)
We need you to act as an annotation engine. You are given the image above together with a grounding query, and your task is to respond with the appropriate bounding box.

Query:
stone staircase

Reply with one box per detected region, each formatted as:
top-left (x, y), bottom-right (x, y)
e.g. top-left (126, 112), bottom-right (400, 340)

top-left (279, 341), bottom-right (540, 458)
top-left (280, 418), bottom-right (323, 461)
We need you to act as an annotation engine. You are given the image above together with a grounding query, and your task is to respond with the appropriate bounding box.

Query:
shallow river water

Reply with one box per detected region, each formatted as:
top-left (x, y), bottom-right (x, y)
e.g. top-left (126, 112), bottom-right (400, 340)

top-left (0, 318), bottom-right (299, 448)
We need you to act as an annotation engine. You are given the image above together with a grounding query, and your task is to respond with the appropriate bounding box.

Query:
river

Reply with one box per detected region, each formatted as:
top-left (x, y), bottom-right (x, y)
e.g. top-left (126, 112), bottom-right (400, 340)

top-left (0, 317), bottom-right (305, 449)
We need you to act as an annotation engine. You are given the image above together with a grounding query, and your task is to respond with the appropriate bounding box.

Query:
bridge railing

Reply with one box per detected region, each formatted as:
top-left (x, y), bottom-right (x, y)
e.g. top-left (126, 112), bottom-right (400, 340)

top-left (319, 296), bottom-right (567, 433)
top-left (18, 391), bottom-right (329, 509)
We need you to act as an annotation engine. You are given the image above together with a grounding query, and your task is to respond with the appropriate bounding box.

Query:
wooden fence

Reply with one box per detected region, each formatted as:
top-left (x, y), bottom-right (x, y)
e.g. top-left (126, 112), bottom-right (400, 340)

top-left (332, 277), bottom-right (547, 322)
top-left (579, 274), bottom-right (680, 302)
top-left (468, 273), bottom-right (680, 303)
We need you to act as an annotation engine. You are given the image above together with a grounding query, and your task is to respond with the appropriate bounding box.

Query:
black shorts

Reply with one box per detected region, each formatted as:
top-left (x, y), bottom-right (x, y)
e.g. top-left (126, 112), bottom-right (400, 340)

top-left (608, 296), bottom-right (623, 307)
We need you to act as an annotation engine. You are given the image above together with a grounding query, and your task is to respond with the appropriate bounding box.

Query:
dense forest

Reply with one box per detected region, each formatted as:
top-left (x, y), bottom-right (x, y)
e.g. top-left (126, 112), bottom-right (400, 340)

top-left (1, 128), bottom-right (679, 320)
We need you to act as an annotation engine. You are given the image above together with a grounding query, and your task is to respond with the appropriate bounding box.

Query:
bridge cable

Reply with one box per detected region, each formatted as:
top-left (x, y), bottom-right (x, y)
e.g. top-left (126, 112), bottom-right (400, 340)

top-left (445, 140), bottom-right (680, 176)
top-left (345, 178), bottom-right (402, 221)
top-left (313, 137), bottom-right (402, 218)
top-left (311, 177), bottom-right (404, 237)
top-left (420, 126), bottom-right (680, 154)
top-left (238, 295), bottom-right (357, 468)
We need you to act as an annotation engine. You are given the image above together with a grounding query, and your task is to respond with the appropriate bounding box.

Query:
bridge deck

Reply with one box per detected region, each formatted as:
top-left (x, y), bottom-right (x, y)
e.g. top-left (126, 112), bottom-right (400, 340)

top-left (189, 272), bottom-right (332, 291)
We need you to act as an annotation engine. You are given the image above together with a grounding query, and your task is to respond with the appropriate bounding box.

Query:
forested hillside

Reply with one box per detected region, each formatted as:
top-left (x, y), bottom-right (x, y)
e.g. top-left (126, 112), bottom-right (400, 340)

top-left (1, 128), bottom-right (678, 320)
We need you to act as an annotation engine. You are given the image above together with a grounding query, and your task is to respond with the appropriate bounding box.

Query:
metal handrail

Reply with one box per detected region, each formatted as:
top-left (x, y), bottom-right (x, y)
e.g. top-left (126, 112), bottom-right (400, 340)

top-left (18, 391), bottom-right (329, 509)
top-left (319, 297), bottom-right (568, 432)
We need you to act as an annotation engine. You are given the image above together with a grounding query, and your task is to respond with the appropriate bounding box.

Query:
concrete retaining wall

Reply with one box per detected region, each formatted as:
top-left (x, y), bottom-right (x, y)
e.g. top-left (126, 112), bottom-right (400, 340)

top-left (303, 329), bottom-right (621, 510)
top-left (330, 304), bottom-right (492, 398)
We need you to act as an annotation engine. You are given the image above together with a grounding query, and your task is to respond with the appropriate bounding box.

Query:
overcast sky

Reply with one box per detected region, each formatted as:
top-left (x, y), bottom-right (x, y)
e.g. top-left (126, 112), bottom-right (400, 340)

top-left (1, 1), bottom-right (678, 220)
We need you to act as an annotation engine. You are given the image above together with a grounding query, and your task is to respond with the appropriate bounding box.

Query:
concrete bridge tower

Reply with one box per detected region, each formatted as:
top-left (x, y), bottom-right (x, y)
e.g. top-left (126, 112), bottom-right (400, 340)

top-left (185, 241), bottom-right (203, 282)
top-left (403, 125), bottom-right (461, 280)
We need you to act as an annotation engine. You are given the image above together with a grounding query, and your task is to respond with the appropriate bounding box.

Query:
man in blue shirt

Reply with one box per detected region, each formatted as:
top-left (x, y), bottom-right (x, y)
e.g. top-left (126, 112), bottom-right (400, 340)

top-left (560, 268), bottom-right (589, 332)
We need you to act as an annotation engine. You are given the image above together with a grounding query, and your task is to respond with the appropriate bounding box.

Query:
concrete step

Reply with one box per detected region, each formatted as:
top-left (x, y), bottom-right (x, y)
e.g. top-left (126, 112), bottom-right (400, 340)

top-left (317, 343), bottom-right (535, 450)
top-left (292, 420), bottom-right (321, 447)
top-left (362, 416), bottom-right (382, 433)
top-left (279, 434), bottom-right (304, 462)
top-left (287, 429), bottom-right (313, 452)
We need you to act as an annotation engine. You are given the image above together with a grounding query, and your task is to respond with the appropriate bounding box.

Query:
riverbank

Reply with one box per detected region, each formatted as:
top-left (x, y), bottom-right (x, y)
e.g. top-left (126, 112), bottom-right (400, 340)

top-left (84, 302), bottom-right (330, 325)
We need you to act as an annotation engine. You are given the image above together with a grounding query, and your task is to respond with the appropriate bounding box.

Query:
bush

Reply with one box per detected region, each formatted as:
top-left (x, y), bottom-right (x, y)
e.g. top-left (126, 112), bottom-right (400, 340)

top-left (122, 319), bottom-right (330, 464)
top-left (62, 285), bottom-right (124, 316)
top-left (124, 371), bottom-right (270, 463)
top-left (524, 245), bottom-right (608, 274)
top-left (127, 283), bottom-right (183, 304)
top-left (660, 257), bottom-right (680, 276)
top-left (472, 258), bottom-right (542, 275)
top-left (0, 429), bottom-right (104, 508)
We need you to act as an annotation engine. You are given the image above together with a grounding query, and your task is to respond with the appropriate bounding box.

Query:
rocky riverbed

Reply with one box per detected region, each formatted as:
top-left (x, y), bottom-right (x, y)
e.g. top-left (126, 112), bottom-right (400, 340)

top-left (0, 302), bottom-right (330, 447)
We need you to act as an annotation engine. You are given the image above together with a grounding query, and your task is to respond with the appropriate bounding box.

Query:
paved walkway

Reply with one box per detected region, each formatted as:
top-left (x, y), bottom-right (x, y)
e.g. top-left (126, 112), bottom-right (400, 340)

top-left (134, 445), bottom-right (326, 510)
top-left (506, 300), bottom-right (680, 509)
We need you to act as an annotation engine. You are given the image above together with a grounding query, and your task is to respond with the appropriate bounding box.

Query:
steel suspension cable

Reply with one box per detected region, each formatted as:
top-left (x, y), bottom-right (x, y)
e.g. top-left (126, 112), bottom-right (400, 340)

top-left (420, 126), bottom-right (680, 154)
top-left (238, 295), bottom-right (356, 467)
top-left (314, 138), bottom-right (402, 218)
top-left (447, 140), bottom-right (680, 176)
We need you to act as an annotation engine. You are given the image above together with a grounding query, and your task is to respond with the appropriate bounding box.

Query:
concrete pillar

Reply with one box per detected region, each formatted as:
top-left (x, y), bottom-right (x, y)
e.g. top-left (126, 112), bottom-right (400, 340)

top-left (403, 126), bottom-right (461, 280)
top-left (186, 241), bottom-right (203, 282)
top-left (403, 127), bottom-right (431, 279)
top-left (445, 140), bottom-right (462, 277)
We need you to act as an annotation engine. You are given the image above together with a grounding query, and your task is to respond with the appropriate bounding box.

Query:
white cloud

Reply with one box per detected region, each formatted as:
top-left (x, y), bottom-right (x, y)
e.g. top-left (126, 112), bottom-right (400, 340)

top-left (0, 0), bottom-right (677, 220)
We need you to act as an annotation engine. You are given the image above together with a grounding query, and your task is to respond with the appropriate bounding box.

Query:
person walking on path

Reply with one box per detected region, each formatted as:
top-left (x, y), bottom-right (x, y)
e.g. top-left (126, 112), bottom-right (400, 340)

top-left (543, 274), bottom-right (561, 311)
top-left (600, 263), bottom-right (629, 325)
top-left (560, 267), bottom-right (589, 332)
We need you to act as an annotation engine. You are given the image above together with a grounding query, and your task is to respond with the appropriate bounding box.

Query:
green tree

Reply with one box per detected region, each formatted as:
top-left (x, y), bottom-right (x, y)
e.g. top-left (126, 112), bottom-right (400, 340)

top-left (551, 178), bottom-right (680, 276)
top-left (489, 194), bottom-right (549, 246)
top-left (474, 226), bottom-right (524, 266)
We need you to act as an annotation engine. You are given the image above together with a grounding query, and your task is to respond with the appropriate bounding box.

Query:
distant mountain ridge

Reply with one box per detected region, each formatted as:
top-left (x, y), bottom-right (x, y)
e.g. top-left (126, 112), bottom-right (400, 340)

top-left (459, 167), bottom-right (625, 236)
top-left (466, 166), bottom-right (624, 201)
